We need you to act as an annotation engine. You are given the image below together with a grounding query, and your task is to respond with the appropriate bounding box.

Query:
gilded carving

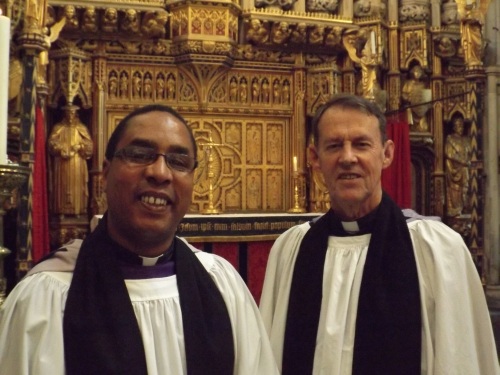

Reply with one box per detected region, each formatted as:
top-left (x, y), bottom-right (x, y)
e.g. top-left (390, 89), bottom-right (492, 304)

top-left (246, 19), bottom-right (270, 44)
top-left (402, 64), bottom-right (431, 132)
top-left (141, 10), bottom-right (168, 38)
top-left (445, 114), bottom-right (471, 217)
top-left (48, 106), bottom-right (93, 216)
top-left (122, 9), bottom-right (140, 33)
top-left (271, 22), bottom-right (292, 45)
top-left (460, 6), bottom-right (484, 68)
top-left (102, 8), bottom-right (118, 33)
top-left (82, 6), bottom-right (98, 33)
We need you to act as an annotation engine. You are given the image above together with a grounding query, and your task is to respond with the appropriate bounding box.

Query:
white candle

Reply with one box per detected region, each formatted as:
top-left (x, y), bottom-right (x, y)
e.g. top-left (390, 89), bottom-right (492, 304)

top-left (293, 156), bottom-right (298, 173)
top-left (370, 31), bottom-right (376, 55)
top-left (0, 10), bottom-right (10, 164)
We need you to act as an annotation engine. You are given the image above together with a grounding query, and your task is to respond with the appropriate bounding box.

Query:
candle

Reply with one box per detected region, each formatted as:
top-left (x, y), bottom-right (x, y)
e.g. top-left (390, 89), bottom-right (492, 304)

top-left (370, 31), bottom-right (376, 55)
top-left (293, 156), bottom-right (298, 173)
top-left (0, 10), bottom-right (10, 165)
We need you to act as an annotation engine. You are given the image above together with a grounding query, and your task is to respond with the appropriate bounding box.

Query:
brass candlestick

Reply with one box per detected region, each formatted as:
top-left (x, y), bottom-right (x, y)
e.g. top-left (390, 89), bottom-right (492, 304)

top-left (0, 163), bottom-right (30, 305)
top-left (199, 136), bottom-right (223, 215)
top-left (288, 172), bottom-right (306, 213)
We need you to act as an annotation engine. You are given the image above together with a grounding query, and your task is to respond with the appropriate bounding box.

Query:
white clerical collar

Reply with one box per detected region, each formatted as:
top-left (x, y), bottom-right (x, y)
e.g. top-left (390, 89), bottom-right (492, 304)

top-left (139, 254), bottom-right (163, 266)
top-left (341, 220), bottom-right (360, 234)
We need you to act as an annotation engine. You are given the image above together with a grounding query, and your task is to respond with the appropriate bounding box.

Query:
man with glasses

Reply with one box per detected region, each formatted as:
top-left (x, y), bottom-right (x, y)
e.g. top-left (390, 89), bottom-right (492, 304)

top-left (0, 105), bottom-right (279, 375)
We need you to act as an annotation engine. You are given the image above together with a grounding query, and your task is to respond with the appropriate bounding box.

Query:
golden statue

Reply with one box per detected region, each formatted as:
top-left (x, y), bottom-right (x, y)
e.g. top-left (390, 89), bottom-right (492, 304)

top-left (445, 114), bottom-right (471, 217)
top-left (343, 29), bottom-right (382, 104)
top-left (48, 106), bottom-right (93, 216)
top-left (460, 6), bottom-right (484, 68)
top-left (402, 65), bottom-right (432, 132)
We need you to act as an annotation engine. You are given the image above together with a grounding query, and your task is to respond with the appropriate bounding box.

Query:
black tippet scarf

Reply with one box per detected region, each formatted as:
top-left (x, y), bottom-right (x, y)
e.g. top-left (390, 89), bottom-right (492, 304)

top-left (282, 193), bottom-right (421, 375)
top-left (63, 215), bottom-right (234, 375)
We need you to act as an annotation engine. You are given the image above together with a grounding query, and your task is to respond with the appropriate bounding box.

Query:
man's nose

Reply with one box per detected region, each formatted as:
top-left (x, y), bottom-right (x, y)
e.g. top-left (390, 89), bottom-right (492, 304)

top-left (339, 145), bottom-right (357, 164)
top-left (144, 154), bottom-right (174, 181)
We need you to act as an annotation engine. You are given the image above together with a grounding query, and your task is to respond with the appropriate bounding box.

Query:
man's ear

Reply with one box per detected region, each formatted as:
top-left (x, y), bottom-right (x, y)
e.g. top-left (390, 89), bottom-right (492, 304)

top-left (102, 159), bottom-right (110, 191)
top-left (382, 140), bottom-right (395, 169)
top-left (308, 144), bottom-right (320, 170)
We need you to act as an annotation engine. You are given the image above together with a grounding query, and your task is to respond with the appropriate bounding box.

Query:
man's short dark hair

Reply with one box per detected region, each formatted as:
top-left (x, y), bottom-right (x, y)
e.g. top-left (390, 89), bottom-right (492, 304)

top-left (311, 94), bottom-right (387, 146)
top-left (105, 104), bottom-right (197, 161)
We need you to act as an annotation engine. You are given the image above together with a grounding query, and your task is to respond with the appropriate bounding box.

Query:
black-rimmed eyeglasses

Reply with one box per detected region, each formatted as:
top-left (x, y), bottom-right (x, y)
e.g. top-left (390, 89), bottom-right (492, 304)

top-left (113, 145), bottom-right (198, 173)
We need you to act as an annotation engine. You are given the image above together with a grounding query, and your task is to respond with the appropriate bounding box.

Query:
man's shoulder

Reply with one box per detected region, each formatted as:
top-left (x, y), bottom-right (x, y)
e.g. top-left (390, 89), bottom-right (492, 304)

top-left (27, 239), bottom-right (82, 276)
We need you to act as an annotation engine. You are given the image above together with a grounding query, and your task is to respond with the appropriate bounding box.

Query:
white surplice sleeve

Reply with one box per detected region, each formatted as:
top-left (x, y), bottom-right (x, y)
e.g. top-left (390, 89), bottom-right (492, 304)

top-left (409, 219), bottom-right (500, 375)
top-left (194, 250), bottom-right (280, 375)
top-left (0, 272), bottom-right (68, 375)
top-left (259, 222), bottom-right (310, 369)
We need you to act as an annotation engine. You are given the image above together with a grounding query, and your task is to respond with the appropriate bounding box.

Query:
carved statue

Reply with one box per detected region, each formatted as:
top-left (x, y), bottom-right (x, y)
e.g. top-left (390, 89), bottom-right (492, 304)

top-left (460, 6), bottom-right (484, 68)
top-left (343, 29), bottom-right (381, 103)
top-left (271, 22), bottom-right (291, 45)
top-left (402, 64), bottom-right (431, 132)
top-left (246, 19), bottom-right (269, 45)
top-left (290, 23), bottom-right (307, 44)
top-left (48, 106), bottom-right (93, 216)
top-left (445, 114), bottom-right (471, 217)
top-left (108, 72), bottom-right (118, 98)
top-left (435, 36), bottom-right (457, 58)
top-left (309, 26), bottom-right (325, 45)
top-left (63, 5), bottom-right (79, 30)
top-left (103, 8), bottom-right (118, 33)
top-left (325, 26), bottom-right (343, 47)
top-left (122, 9), bottom-right (140, 33)
top-left (25, 0), bottom-right (47, 32)
top-left (82, 6), bottom-right (98, 33)
top-left (141, 11), bottom-right (168, 38)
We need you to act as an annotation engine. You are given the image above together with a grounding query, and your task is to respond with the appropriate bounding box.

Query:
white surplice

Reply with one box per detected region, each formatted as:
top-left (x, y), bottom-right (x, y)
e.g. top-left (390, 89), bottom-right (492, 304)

top-left (260, 218), bottom-right (500, 375)
top-left (0, 239), bottom-right (279, 375)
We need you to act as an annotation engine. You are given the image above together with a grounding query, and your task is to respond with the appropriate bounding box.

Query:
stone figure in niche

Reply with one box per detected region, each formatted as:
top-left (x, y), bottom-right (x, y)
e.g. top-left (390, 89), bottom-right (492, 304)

top-left (156, 75), bottom-right (165, 99)
top-left (290, 23), bottom-right (307, 44)
top-left (143, 74), bottom-right (153, 99)
top-left (103, 8), bottom-right (118, 33)
top-left (252, 79), bottom-right (261, 103)
top-left (132, 73), bottom-right (142, 99)
top-left (48, 106), bottom-right (93, 216)
top-left (108, 72), bottom-right (118, 98)
top-left (229, 78), bottom-right (238, 103)
top-left (119, 73), bottom-right (128, 98)
top-left (239, 79), bottom-right (248, 103)
top-left (445, 114), bottom-right (472, 217)
top-left (271, 22), bottom-right (292, 44)
top-left (247, 126), bottom-right (261, 164)
top-left (309, 26), bottom-right (325, 45)
top-left (325, 27), bottom-right (343, 47)
top-left (82, 6), bottom-right (98, 33)
top-left (273, 80), bottom-right (281, 104)
top-left (141, 11), bottom-right (168, 38)
top-left (64, 5), bottom-right (79, 30)
top-left (122, 9), bottom-right (140, 33)
top-left (267, 127), bottom-right (281, 164)
top-left (166, 75), bottom-right (176, 100)
top-left (261, 80), bottom-right (270, 103)
top-left (247, 175), bottom-right (261, 210)
top-left (246, 19), bottom-right (269, 45)
top-left (401, 64), bottom-right (431, 132)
